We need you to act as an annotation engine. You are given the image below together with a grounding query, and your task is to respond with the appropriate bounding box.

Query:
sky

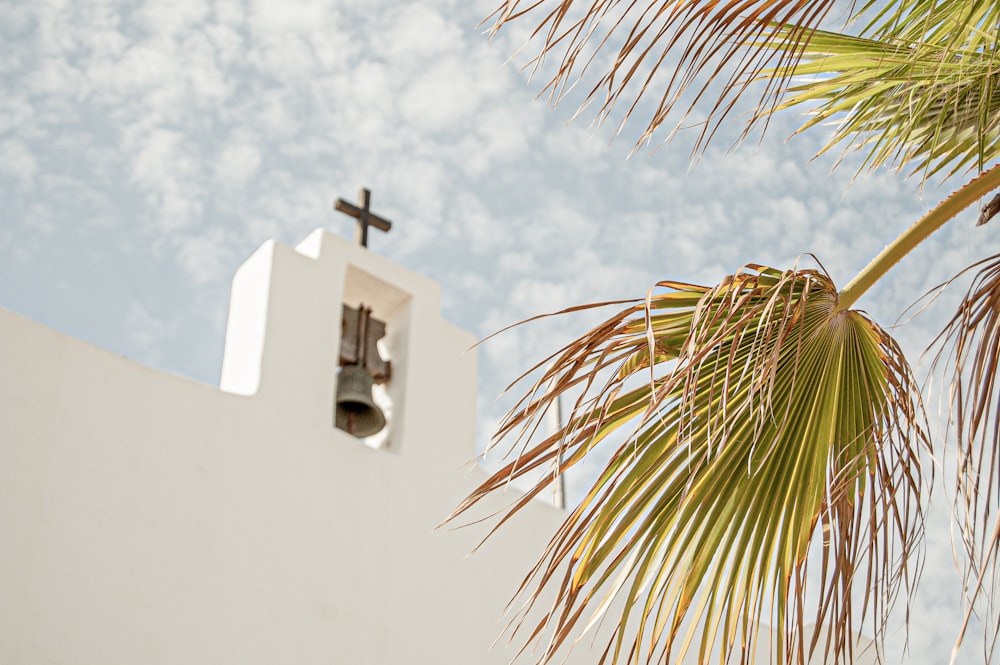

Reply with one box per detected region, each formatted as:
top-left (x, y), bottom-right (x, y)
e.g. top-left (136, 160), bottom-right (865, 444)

top-left (4, 0), bottom-right (1000, 662)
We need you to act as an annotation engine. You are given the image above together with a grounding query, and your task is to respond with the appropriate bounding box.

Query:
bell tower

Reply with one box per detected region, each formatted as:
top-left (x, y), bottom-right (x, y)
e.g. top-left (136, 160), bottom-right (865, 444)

top-left (218, 215), bottom-right (471, 459)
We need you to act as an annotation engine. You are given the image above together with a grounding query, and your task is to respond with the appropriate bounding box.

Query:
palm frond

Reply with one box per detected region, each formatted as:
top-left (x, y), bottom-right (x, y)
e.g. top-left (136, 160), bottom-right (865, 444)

top-left (765, 19), bottom-right (1000, 180)
top-left (483, 0), bottom-right (851, 152)
top-left (451, 265), bottom-right (930, 665)
top-left (863, 1), bottom-right (1000, 59)
top-left (930, 254), bottom-right (1000, 661)
top-left (487, 0), bottom-right (1000, 179)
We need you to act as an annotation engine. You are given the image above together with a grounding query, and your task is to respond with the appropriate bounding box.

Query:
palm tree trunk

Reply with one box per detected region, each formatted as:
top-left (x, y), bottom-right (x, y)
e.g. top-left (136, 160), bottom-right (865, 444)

top-left (837, 164), bottom-right (1000, 312)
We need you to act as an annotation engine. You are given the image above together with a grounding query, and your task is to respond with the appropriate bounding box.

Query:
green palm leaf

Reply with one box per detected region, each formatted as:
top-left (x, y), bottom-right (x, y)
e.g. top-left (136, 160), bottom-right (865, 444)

top-left (451, 265), bottom-right (929, 665)
top-left (764, 21), bottom-right (1000, 180)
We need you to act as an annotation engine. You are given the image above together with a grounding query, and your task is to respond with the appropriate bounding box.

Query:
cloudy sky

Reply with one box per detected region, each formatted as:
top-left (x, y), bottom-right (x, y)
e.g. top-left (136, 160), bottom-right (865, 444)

top-left (4, 0), bottom-right (1000, 662)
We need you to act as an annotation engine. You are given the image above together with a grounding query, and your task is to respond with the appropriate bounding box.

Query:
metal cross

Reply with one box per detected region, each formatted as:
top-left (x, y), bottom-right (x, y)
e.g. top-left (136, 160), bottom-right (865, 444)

top-left (334, 188), bottom-right (392, 248)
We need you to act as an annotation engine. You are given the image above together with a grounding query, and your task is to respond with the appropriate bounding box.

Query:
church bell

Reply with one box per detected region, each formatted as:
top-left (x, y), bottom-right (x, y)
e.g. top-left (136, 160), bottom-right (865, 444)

top-left (336, 304), bottom-right (390, 438)
top-left (335, 364), bottom-right (386, 437)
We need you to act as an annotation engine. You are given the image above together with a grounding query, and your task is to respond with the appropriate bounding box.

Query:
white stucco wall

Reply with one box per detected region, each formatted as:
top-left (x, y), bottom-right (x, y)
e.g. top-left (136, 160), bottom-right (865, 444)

top-left (0, 230), bottom-right (574, 664)
top-left (0, 230), bottom-right (874, 664)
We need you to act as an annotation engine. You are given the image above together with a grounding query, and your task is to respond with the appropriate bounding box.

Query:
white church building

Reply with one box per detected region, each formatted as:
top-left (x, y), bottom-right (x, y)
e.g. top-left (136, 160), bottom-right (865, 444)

top-left (0, 227), bottom-right (874, 664)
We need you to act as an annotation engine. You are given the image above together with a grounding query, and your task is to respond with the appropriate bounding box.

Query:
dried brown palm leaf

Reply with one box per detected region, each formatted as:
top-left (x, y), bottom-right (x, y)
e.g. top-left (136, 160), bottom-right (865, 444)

top-left (487, 0), bottom-right (1000, 181)
top-left (449, 264), bottom-right (929, 665)
top-left (483, 0), bottom-right (853, 151)
top-left (930, 255), bottom-right (1000, 663)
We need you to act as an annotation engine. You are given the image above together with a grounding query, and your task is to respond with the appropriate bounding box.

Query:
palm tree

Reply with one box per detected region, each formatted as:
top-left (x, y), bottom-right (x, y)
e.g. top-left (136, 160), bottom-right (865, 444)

top-left (447, 2), bottom-right (1000, 664)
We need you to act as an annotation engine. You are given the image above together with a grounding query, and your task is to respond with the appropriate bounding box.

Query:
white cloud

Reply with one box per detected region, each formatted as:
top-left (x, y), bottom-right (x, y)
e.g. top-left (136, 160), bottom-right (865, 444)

top-left (0, 138), bottom-right (39, 187)
top-left (455, 191), bottom-right (513, 255)
top-left (454, 108), bottom-right (534, 178)
top-left (381, 5), bottom-right (464, 61)
top-left (33, 0), bottom-right (82, 57)
top-left (244, 0), bottom-right (347, 80)
top-left (381, 158), bottom-right (447, 241)
top-left (28, 56), bottom-right (85, 97)
top-left (127, 127), bottom-right (205, 233)
top-left (248, 0), bottom-right (332, 34)
top-left (400, 58), bottom-right (481, 132)
top-left (133, 0), bottom-right (208, 41)
top-left (214, 138), bottom-right (262, 188)
top-left (202, 22), bottom-right (244, 67)
top-left (174, 227), bottom-right (234, 286)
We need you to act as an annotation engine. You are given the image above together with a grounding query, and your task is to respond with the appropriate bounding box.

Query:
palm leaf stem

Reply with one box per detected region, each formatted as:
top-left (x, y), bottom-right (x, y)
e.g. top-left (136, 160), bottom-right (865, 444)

top-left (837, 163), bottom-right (1000, 312)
